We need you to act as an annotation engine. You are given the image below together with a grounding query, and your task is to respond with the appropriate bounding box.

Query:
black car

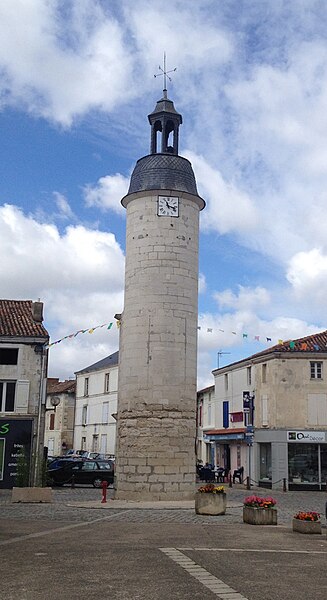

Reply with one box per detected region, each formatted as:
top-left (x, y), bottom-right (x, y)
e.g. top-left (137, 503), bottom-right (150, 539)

top-left (47, 459), bottom-right (114, 488)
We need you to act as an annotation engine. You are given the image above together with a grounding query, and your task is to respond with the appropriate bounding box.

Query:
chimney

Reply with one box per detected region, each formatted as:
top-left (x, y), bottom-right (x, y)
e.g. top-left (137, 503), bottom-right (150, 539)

top-left (32, 301), bottom-right (44, 322)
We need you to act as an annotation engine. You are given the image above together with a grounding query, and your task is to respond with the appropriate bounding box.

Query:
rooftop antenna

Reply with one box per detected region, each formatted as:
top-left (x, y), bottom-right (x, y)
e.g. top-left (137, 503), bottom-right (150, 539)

top-left (154, 52), bottom-right (177, 98)
top-left (217, 349), bottom-right (231, 369)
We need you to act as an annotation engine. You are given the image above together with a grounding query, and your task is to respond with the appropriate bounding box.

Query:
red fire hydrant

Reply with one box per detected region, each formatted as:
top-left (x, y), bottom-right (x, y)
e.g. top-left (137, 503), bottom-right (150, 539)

top-left (101, 480), bottom-right (108, 504)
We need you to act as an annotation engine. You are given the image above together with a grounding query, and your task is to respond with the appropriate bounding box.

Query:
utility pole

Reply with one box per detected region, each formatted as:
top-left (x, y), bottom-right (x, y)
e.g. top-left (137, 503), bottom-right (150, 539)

top-left (217, 349), bottom-right (231, 369)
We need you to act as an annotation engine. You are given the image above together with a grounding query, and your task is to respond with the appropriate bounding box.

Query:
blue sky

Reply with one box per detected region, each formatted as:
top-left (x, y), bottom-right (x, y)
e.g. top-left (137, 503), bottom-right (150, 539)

top-left (1, 0), bottom-right (327, 388)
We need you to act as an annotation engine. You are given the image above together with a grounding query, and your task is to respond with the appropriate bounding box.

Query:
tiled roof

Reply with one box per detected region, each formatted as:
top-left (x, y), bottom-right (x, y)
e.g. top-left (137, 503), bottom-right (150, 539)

top-left (197, 384), bottom-right (215, 395)
top-left (75, 350), bottom-right (119, 374)
top-left (0, 300), bottom-right (49, 338)
top-left (47, 379), bottom-right (76, 394)
top-left (213, 329), bottom-right (327, 372)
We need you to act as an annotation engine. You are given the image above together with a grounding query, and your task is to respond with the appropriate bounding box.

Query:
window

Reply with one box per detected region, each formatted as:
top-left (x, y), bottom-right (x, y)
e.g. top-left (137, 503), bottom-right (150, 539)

top-left (262, 363), bottom-right (267, 384)
top-left (82, 461), bottom-right (96, 471)
top-left (82, 405), bottom-right (87, 426)
top-left (207, 403), bottom-right (211, 424)
top-left (224, 373), bottom-right (228, 391)
top-left (84, 377), bottom-right (89, 396)
top-left (100, 434), bottom-right (107, 454)
top-left (102, 402), bottom-right (109, 424)
top-left (0, 348), bottom-right (18, 365)
top-left (0, 381), bottom-right (16, 412)
top-left (81, 437), bottom-right (86, 450)
top-left (310, 362), bottom-right (322, 379)
top-left (223, 401), bottom-right (229, 429)
top-left (92, 435), bottom-right (98, 452)
top-left (247, 366), bottom-right (252, 386)
top-left (104, 372), bottom-right (110, 393)
top-left (49, 413), bottom-right (55, 430)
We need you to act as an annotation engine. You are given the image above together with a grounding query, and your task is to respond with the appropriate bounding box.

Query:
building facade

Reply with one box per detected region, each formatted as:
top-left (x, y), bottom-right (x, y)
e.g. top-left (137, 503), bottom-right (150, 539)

top-left (0, 300), bottom-right (49, 488)
top-left (44, 378), bottom-right (76, 457)
top-left (115, 87), bottom-right (205, 500)
top-left (198, 332), bottom-right (327, 490)
top-left (74, 352), bottom-right (118, 457)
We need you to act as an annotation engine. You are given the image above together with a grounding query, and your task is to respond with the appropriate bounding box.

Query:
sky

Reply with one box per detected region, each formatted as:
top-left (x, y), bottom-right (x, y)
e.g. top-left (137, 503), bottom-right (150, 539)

top-left (1, 0), bottom-right (327, 389)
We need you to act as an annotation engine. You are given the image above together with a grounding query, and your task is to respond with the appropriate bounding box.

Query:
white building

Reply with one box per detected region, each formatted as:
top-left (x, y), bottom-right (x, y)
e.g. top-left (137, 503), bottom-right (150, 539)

top-left (197, 331), bottom-right (327, 491)
top-left (74, 352), bottom-right (118, 457)
top-left (44, 378), bottom-right (76, 458)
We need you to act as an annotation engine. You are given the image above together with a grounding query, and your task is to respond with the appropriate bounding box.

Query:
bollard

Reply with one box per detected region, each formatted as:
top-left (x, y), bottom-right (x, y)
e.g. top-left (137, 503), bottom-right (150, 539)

top-left (71, 474), bottom-right (75, 489)
top-left (283, 478), bottom-right (287, 492)
top-left (246, 476), bottom-right (251, 490)
top-left (101, 480), bottom-right (108, 504)
top-left (229, 473), bottom-right (232, 488)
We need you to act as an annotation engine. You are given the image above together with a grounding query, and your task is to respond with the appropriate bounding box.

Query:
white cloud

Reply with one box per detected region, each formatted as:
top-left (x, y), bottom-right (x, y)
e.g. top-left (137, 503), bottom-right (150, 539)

top-left (286, 248), bottom-right (327, 309)
top-left (0, 0), bottom-right (134, 125)
top-left (53, 192), bottom-right (74, 219)
top-left (186, 152), bottom-right (258, 235)
top-left (214, 286), bottom-right (270, 312)
top-left (84, 174), bottom-right (128, 214)
top-left (0, 204), bottom-right (124, 378)
top-left (198, 273), bottom-right (207, 294)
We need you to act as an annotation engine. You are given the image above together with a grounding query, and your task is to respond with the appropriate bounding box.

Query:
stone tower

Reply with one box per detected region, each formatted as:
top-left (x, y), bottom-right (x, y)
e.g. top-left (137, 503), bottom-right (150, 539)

top-left (115, 88), bottom-right (205, 501)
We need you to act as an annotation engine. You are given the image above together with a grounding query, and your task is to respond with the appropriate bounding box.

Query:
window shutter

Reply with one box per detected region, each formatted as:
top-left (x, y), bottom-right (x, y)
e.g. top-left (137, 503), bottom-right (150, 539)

top-left (223, 401), bottom-right (229, 428)
top-left (15, 380), bottom-right (30, 413)
top-left (261, 395), bottom-right (268, 426)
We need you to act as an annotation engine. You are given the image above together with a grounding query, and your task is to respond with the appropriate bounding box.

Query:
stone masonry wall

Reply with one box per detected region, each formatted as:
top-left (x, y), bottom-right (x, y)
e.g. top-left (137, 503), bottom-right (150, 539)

top-left (115, 190), bottom-right (201, 500)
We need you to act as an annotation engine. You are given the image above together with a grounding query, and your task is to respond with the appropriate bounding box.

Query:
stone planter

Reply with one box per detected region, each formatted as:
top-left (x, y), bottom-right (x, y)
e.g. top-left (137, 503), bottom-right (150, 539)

top-left (243, 506), bottom-right (277, 525)
top-left (292, 518), bottom-right (322, 534)
top-left (195, 492), bottom-right (227, 515)
top-left (11, 487), bottom-right (53, 503)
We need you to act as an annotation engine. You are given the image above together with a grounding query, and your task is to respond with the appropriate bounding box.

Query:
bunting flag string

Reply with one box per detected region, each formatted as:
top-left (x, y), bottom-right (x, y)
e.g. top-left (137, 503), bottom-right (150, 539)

top-left (196, 325), bottom-right (324, 352)
top-left (46, 321), bottom-right (115, 349)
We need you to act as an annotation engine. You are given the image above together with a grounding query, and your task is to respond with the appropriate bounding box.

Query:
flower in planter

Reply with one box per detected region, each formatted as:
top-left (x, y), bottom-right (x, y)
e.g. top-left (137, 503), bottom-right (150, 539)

top-left (197, 483), bottom-right (225, 494)
top-left (293, 511), bottom-right (320, 522)
top-left (243, 495), bottom-right (277, 508)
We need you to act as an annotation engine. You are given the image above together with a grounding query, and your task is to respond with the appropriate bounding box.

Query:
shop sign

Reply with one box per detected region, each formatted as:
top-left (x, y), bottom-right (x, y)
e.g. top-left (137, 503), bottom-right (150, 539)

top-left (0, 419), bottom-right (33, 488)
top-left (287, 430), bottom-right (326, 443)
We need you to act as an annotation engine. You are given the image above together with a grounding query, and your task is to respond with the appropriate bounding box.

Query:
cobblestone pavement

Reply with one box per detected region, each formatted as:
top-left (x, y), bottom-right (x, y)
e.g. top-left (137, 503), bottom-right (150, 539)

top-left (1, 484), bottom-right (326, 526)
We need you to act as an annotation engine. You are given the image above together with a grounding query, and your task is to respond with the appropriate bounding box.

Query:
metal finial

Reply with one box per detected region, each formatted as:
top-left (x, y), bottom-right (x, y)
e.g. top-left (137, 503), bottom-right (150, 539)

top-left (154, 52), bottom-right (176, 96)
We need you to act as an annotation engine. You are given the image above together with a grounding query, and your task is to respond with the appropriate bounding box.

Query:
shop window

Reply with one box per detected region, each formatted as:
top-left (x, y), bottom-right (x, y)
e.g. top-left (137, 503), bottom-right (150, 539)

top-left (288, 444), bottom-right (318, 484)
top-left (310, 361), bottom-right (322, 379)
top-left (223, 401), bottom-right (229, 428)
top-left (0, 348), bottom-right (18, 365)
top-left (0, 381), bottom-right (16, 412)
top-left (259, 443), bottom-right (272, 481)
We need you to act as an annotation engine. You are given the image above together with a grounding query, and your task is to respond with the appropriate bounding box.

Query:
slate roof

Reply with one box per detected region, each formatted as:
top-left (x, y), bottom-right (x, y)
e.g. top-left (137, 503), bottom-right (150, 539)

top-left (75, 350), bottom-right (119, 375)
top-left (0, 300), bottom-right (49, 338)
top-left (126, 154), bottom-right (201, 197)
top-left (213, 329), bottom-right (327, 372)
top-left (47, 378), bottom-right (76, 394)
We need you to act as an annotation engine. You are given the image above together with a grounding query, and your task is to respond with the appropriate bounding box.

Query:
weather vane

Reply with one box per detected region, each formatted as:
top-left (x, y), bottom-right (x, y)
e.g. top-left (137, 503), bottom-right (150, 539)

top-left (154, 52), bottom-right (177, 94)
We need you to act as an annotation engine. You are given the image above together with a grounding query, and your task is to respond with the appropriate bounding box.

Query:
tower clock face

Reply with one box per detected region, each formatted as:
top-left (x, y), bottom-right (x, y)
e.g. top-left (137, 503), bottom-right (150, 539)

top-left (157, 196), bottom-right (179, 217)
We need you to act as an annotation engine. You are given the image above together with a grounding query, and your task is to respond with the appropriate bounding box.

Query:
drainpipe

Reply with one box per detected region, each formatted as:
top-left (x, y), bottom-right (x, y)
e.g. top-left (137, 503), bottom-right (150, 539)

top-left (33, 344), bottom-right (48, 486)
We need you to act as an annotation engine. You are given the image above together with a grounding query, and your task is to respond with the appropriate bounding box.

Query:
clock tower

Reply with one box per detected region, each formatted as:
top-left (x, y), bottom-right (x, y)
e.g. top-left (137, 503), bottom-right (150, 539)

top-left (115, 87), bottom-right (205, 500)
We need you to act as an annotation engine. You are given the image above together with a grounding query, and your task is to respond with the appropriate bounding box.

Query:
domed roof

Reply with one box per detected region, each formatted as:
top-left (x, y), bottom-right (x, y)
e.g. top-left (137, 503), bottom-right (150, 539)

top-left (127, 153), bottom-right (198, 196)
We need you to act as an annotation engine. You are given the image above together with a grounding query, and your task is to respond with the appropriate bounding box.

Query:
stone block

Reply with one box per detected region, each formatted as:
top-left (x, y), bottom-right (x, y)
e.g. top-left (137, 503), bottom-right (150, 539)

top-left (292, 518), bottom-right (322, 534)
top-left (11, 487), bottom-right (53, 503)
top-left (243, 507), bottom-right (277, 525)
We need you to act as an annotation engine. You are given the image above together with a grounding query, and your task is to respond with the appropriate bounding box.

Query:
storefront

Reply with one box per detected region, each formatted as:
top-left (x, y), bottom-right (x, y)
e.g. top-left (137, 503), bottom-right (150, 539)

top-left (255, 429), bottom-right (327, 491)
top-left (203, 429), bottom-right (247, 473)
top-left (0, 418), bottom-right (33, 488)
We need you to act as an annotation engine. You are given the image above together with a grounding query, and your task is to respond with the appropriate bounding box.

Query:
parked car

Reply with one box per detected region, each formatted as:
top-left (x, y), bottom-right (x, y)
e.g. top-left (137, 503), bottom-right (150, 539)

top-left (47, 459), bottom-right (114, 488)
